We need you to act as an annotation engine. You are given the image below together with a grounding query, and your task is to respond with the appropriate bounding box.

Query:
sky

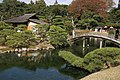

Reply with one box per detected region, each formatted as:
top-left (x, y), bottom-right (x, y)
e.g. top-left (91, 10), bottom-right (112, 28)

top-left (0, 0), bottom-right (119, 7)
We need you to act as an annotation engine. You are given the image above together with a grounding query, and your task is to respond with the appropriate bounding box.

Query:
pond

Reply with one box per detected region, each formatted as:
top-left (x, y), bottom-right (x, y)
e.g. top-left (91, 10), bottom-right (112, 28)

top-left (0, 38), bottom-right (119, 80)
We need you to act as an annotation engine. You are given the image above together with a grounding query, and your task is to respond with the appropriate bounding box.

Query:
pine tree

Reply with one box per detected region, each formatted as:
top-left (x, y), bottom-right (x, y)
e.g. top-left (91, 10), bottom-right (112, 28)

top-left (35, 0), bottom-right (46, 15)
top-left (118, 0), bottom-right (120, 9)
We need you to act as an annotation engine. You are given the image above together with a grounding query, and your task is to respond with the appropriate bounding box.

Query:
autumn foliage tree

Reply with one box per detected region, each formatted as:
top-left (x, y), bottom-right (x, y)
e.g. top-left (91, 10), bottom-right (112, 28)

top-left (68, 0), bottom-right (114, 18)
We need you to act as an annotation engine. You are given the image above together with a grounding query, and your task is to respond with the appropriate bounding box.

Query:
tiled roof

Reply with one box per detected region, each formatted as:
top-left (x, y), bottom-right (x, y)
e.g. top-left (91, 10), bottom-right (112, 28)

top-left (29, 19), bottom-right (48, 24)
top-left (4, 13), bottom-right (36, 23)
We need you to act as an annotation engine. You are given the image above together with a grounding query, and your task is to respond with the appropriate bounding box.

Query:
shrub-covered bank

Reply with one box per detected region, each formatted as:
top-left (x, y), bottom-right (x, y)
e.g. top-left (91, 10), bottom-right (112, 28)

top-left (59, 47), bottom-right (120, 72)
top-left (59, 51), bottom-right (84, 68)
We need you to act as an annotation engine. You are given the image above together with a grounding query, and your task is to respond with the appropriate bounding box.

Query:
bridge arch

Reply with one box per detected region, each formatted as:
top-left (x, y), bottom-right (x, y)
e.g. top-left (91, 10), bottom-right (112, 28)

top-left (69, 34), bottom-right (120, 48)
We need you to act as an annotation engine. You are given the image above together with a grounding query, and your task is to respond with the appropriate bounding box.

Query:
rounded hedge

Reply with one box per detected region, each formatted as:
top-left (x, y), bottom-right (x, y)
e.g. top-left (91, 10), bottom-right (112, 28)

top-left (83, 47), bottom-right (120, 72)
top-left (59, 47), bottom-right (120, 73)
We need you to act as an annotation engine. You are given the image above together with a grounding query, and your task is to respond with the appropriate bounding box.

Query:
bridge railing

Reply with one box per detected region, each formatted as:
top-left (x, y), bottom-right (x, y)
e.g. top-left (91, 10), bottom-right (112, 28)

top-left (75, 31), bottom-right (120, 42)
top-left (68, 30), bottom-right (120, 48)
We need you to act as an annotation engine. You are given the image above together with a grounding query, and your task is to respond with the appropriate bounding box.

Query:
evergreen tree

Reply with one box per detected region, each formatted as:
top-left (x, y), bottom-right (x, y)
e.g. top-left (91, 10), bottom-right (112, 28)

top-left (118, 0), bottom-right (120, 9)
top-left (34, 0), bottom-right (46, 15)
top-left (47, 25), bottom-right (68, 48)
top-left (0, 0), bottom-right (27, 19)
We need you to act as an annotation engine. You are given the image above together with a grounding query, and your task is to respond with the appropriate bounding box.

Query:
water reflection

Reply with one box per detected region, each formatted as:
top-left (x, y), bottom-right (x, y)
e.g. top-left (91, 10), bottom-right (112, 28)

top-left (0, 50), bottom-right (90, 80)
top-left (0, 67), bottom-right (75, 80)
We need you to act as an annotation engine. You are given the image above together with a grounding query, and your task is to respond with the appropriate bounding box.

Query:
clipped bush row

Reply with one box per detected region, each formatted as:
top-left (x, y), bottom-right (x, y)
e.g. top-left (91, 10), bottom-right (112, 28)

top-left (84, 47), bottom-right (120, 72)
top-left (59, 51), bottom-right (84, 67)
top-left (59, 47), bottom-right (120, 72)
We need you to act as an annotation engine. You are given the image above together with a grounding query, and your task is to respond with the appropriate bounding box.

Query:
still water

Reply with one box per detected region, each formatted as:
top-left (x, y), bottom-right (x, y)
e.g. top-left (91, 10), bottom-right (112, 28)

top-left (0, 38), bottom-right (118, 80)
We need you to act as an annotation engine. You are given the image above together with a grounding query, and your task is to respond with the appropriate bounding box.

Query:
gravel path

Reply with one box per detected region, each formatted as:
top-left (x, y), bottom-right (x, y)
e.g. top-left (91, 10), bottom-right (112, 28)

top-left (81, 66), bottom-right (120, 80)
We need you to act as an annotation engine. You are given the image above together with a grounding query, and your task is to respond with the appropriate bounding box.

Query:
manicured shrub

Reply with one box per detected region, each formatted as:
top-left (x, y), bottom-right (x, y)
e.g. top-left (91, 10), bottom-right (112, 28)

top-left (59, 47), bottom-right (120, 72)
top-left (59, 51), bottom-right (84, 67)
top-left (47, 26), bottom-right (68, 48)
top-left (83, 47), bottom-right (120, 72)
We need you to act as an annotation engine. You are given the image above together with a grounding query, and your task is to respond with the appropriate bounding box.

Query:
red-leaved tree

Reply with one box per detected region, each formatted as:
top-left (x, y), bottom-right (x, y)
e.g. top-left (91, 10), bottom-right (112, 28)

top-left (68, 0), bottom-right (113, 18)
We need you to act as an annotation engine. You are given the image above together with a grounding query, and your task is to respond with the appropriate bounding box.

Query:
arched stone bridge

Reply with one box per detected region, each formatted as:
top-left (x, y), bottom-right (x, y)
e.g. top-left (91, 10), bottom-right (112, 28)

top-left (68, 33), bottom-right (120, 48)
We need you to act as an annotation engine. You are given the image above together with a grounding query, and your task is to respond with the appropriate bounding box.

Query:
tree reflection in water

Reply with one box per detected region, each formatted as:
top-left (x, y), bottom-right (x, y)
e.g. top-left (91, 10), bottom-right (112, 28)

top-left (0, 49), bottom-right (90, 80)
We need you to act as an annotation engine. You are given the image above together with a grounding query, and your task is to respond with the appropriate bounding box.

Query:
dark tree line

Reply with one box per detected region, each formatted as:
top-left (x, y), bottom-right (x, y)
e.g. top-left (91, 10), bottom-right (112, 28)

top-left (0, 0), bottom-right (27, 20)
top-left (0, 0), bottom-right (119, 25)
top-left (0, 0), bottom-right (68, 20)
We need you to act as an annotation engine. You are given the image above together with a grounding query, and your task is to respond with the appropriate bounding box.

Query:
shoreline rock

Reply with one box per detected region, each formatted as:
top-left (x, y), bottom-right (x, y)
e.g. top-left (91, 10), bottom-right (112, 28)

top-left (0, 42), bottom-right (55, 54)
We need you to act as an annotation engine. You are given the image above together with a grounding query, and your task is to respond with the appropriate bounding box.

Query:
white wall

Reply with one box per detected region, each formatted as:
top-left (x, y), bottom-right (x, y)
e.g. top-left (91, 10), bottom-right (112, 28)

top-left (28, 22), bottom-right (37, 26)
top-left (28, 21), bottom-right (38, 32)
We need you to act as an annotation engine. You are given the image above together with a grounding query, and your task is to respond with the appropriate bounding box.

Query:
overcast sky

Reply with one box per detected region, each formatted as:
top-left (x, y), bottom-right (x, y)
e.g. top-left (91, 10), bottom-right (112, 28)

top-left (0, 0), bottom-right (119, 7)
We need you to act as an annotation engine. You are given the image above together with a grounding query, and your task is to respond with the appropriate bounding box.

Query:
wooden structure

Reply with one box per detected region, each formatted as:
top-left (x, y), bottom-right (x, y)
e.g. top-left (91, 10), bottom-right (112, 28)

top-left (4, 13), bottom-right (48, 31)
